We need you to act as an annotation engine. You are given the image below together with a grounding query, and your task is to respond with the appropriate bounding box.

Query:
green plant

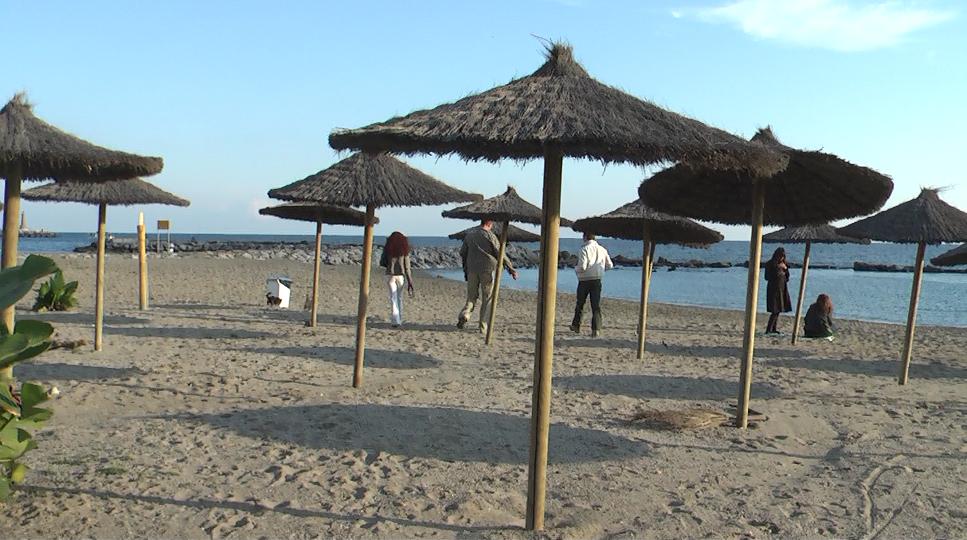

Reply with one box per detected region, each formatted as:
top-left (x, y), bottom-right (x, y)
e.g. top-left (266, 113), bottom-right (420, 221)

top-left (0, 255), bottom-right (59, 501)
top-left (32, 270), bottom-right (78, 312)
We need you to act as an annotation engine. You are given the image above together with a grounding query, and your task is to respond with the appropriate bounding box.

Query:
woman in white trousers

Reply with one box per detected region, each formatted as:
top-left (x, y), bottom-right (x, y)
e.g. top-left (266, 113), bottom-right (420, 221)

top-left (380, 231), bottom-right (414, 327)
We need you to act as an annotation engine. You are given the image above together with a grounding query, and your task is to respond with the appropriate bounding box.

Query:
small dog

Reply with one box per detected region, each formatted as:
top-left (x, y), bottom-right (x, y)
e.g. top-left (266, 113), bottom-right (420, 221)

top-left (266, 293), bottom-right (282, 306)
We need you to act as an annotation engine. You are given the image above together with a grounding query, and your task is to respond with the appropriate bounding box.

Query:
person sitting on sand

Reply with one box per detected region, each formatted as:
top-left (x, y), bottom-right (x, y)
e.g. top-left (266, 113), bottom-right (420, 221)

top-left (457, 219), bottom-right (518, 333)
top-left (764, 247), bottom-right (792, 334)
top-left (570, 232), bottom-right (613, 337)
top-left (380, 231), bottom-right (414, 328)
top-left (803, 293), bottom-right (835, 339)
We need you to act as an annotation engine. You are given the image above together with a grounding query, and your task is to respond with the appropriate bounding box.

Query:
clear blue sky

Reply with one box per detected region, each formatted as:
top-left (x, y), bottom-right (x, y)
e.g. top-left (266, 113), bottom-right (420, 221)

top-left (2, 0), bottom-right (963, 239)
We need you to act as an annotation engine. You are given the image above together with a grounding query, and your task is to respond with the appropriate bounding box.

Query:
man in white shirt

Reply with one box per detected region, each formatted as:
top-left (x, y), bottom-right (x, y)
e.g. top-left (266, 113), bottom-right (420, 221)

top-left (570, 232), bottom-right (614, 337)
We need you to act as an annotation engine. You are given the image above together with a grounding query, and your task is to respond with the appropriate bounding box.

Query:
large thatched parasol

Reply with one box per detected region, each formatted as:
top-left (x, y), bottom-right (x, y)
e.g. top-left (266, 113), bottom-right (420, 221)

top-left (328, 42), bottom-right (787, 530)
top-left (442, 186), bottom-right (571, 344)
top-left (839, 188), bottom-right (967, 384)
top-left (763, 225), bottom-right (870, 344)
top-left (931, 243), bottom-right (967, 267)
top-left (0, 93), bottom-right (162, 370)
top-left (641, 126), bottom-right (893, 429)
top-left (268, 152), bottom-right (479, 389)
top-left (259, 203), bottom-right (375, 327)
top-left (23, 179), bottom-right (188, 351)
top-left (573, 199), bottom-right (723, 359)
top-left (449, 223), bottom-right (540, 243)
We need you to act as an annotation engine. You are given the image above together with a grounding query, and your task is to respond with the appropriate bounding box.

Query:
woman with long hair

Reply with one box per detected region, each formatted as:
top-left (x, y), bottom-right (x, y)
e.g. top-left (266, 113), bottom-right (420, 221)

top-left (803, 293), bottom-right (835, 338)
top-left (380, 231), bottom-right (414, 327)
top-left (764, 247), bottom-right (792, 334)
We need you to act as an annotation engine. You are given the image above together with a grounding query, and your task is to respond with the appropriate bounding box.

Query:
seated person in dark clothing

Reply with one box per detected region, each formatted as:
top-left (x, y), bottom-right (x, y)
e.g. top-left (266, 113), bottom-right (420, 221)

top-left (803, 293), bottom-right (835, 338)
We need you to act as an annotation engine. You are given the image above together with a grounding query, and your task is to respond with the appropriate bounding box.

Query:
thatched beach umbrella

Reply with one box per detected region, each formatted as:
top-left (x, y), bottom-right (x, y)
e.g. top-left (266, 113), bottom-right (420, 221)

top-left (328, 43), bottom-right (787, 530)
top-left (572, 199), bottom-right (723, 359)
top-left (268, 152), bottom-right (479, 388)
top-left (449, 222), bottom-right (540, 243)
top-left (259, 203), bottom-right (375, 327)
top-left (931, 243), bottom-right (967, 266)
top-left (763, 225), bottom-right (870, 344)
top-left (641, 127), bottom-right (893, 428)
top-left (839, 189), bottom-right (967, 384)
top-left (23, 179), bottom-right (188, 351)
top-left (442, 186), bottom-right (572, 345)
top-left (0, 93), bottom-right (162, 361)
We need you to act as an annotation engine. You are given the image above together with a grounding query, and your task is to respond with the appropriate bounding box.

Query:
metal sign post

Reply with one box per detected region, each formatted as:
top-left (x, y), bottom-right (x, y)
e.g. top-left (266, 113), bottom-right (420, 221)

top-left (157, 220), bottom-right (170, 254)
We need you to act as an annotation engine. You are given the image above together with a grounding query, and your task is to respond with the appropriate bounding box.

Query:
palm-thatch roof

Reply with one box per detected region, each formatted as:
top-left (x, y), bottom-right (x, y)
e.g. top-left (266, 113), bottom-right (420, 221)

top-left (442, 186), bottom-right (571, 226)
top-left (259, 203), bottom-right (375, 226)
top-left (449, 223), bottom-right (540, 243)
top-left (931, 243), bottom-right (967, 266)
top-left (838, 189), bottom-right (967, 244)
top-left (0, 93), bottom-right (163, 181)
top-left (22, 178), bottom-right (189, 207)
top-left (267, 152), bottom-right (479, 208)
top-left (763, 224), bottom-right (870, 244)
top-left (639, 127), bottom-right (894, 226)
top-left (329, 44), bottom-right (786, 176)
top-left (572, 199), bottom-right (723, 245)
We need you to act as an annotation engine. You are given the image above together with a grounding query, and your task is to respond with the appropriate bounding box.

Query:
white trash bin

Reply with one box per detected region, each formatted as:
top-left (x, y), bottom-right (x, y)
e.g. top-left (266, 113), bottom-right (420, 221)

top-left (265, 275), bottom-right (293, 308)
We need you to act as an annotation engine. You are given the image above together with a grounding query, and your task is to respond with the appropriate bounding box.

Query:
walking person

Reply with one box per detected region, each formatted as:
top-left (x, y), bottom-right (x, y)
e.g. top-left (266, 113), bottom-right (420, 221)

top-left (457, 219), bottom-right (518, 332)
top-left (570, 232), bottom-right (613, 337)
top-left (380, 231), bottom-right (414, 327)
top-left (803, 293), bottom-right (836, 339)
top-left (764, 247), bottom-right (792, 334)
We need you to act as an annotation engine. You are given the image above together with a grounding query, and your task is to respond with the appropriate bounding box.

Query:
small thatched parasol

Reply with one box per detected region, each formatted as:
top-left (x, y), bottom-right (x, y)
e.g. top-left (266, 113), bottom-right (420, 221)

top-left (931, 243), bottom-right (967, 267)
top-left (839, 188), bottom-right (967, 384)
top-left (267, 152), bottom-right (479, 389)
top-left (640, 126), bottom-right (893, 429)
top-left (328, 43), bottom-right (787, 531)
top-left (449, 223), bottom-right (540, 243)
top-left (0, 93), bottom-right (163, 368)
top-left (763, 225), bottom-right (870, 344)
top-left (259, 203), bottom-right (375, 327)
top-left (442, 186), bottom-right (571, 344)
top-left (573, 199), bottom-right (723, 359)
top-left (23, 179), bottom-right (188, 351)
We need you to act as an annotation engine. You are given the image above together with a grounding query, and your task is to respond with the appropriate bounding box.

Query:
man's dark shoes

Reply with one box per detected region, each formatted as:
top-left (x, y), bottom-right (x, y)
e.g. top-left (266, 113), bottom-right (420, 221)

top-left (569, 323), bottom-right (580, 333)
top-left (457, 318), bottom-right (466, 329)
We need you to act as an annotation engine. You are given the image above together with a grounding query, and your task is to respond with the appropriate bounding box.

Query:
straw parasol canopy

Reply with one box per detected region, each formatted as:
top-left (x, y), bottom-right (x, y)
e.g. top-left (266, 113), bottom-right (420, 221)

top-left (449, 223), bottom-right (539, 243)
top-left (268, 152), bottom-right (480, 207)
top-left (327, 42), bottom-right (789, 532)
top-left (23, 179), bottom-right (189, 352)
top-left (639, 126), bottom-right (893, 429)
top-left (641, 127), bottom-right (893, 226)
top-left (573, 199), bottom-right (722, 359)
top-left (267, 151), bottom-right (479, 390)
top-left (443, 186), bottom-right (569, 345)
top-left (931, 243), bottom-right (967, 266)
top-left (259, 203), bottom-right (376, 328)
top-left (762, 224), bottom-right (869, 345)
top-left (763, 224), bottom-right (870, 244)
top-left (839, 189), bottom-right (967, 385)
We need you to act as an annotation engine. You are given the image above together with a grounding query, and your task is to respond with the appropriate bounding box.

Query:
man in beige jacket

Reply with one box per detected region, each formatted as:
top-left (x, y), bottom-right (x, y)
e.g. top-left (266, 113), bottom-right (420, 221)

top-left (457, 220), bottom-right (518, 332)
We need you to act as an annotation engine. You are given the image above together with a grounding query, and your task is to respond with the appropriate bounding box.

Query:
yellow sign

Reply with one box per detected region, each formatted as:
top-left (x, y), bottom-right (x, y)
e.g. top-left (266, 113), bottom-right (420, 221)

top-left (157, 220), bottom-right (170, 230)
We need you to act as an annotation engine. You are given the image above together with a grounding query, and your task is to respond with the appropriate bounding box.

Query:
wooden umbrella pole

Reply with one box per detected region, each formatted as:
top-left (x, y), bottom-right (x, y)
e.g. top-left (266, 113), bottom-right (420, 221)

top-left (898, 240), bottom-right (926, 385)
top-left (352, 204), bottom-right (376, 388)
top-left (1, 170), bottom-right (21, 378)
top-left (137, 212), bottom-right (148, 310)
top-left (309, 220), bottom-right (323, 328)
top-left (526, 150), bottom-right (562, 532)
top-left (485, 221), bottom-right (510, 345)
top-left (736, 182), bottom-right (765, 428)
top-left (94, 203), bottom-right (107, 352)
top-left (790, 240), bottom-right (811, 344)
top-left (636, 228), bottom-right (653, 360)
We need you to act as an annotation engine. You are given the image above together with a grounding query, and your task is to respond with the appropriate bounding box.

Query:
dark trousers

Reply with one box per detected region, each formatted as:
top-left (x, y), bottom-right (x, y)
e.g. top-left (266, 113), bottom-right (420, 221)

top-left (572, 279), bottom-right (602, 330)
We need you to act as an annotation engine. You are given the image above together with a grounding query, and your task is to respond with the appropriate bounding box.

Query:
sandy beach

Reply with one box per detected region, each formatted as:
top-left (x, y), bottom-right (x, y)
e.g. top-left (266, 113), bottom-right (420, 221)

top-left (2, 253), bottom-right (964, 539)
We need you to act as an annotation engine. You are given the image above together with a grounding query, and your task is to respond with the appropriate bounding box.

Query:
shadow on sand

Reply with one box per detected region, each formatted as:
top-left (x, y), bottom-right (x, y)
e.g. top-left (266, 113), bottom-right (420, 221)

top-left (30, 312), bottom-right (150, 326)
top-left (555, 338), bottom-right (809, 360)
top-left (765, 357), bottom-right (967, 380)
top-left (247, 346), bottom-right (441, 369)
top-left (107, 326), bottom-right (275, 340)
top-left (175, 403), bottom-right (646, 464)
top-left (556, 374), bottom-right (782, 400)
top-left (17, 362), bottom-right (143, 381)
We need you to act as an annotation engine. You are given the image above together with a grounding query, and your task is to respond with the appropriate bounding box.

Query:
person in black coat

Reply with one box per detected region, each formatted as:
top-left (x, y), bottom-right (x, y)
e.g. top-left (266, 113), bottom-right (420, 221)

top-left (764, 247), bottom-right (792, 334)
top-left (803, 293), bottom-right (835, 338)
